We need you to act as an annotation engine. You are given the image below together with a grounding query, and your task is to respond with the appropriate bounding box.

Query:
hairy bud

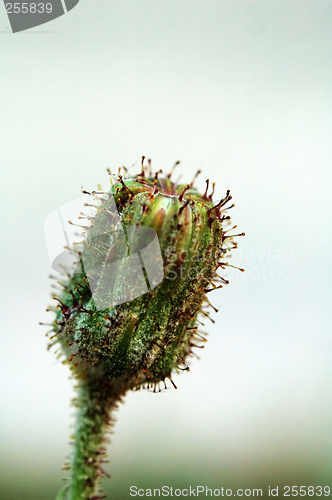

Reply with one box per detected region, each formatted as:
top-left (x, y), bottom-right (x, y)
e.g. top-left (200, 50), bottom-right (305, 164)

top-left (46, 161), bottom-right (243, 499)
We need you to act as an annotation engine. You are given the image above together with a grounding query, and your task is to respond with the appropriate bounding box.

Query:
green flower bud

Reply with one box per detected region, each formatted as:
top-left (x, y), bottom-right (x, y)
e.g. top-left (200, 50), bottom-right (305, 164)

top-left (46, 161), bottom-right (243, 499)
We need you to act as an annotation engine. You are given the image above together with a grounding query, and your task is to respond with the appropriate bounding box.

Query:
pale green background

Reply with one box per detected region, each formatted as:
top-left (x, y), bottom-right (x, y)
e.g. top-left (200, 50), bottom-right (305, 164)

top-left (0, 1), bottom-right (331, 499)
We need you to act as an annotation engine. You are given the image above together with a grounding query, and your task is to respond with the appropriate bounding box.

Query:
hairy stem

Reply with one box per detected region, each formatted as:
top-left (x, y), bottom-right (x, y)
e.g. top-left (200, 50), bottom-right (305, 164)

top-left (61, 378), bottom-right (125, 500)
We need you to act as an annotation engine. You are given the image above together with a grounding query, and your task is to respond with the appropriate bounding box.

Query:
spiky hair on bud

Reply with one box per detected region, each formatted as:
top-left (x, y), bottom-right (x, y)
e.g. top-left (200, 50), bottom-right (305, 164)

top-left (46, 158), bottom-right (244, 500)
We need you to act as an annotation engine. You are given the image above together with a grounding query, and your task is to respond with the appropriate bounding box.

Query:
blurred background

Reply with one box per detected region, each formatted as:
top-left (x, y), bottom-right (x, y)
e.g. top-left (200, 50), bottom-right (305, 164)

top-left (0, 1), bottom-right (331, 498)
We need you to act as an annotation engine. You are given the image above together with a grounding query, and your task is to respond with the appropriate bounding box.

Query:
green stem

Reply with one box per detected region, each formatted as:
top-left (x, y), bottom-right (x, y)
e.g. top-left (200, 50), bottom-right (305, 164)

top-left (58, 378), bottom-right (125, 500)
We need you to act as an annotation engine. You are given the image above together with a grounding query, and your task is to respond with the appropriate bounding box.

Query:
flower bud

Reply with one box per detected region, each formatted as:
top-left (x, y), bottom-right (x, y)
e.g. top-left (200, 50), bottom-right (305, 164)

top-left (47, 162), bottom-right (244, 499)
top-left (49, 165), bottom-right (241, 392)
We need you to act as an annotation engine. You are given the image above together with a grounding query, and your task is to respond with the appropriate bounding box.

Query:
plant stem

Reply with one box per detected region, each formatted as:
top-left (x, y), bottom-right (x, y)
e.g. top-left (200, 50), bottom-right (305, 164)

top-left (65, 378), bottom-right (125, 500)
